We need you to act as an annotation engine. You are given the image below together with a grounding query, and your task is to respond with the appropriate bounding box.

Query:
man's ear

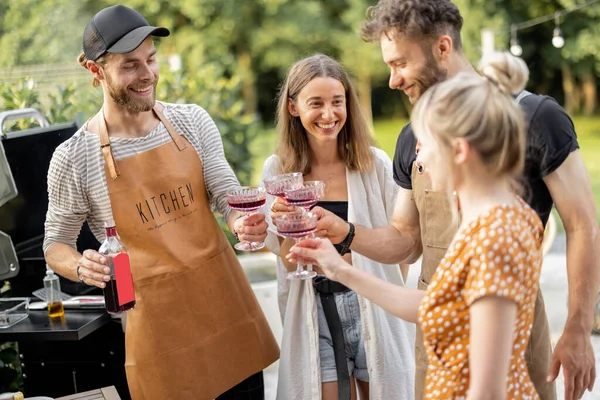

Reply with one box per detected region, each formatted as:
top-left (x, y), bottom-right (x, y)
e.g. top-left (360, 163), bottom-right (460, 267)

top-left (435, 35), bottom-right (454, 62)
top-left (87, 60), bottom-right (105, 82)
top-left (288, 98), bottom-right (299, 117)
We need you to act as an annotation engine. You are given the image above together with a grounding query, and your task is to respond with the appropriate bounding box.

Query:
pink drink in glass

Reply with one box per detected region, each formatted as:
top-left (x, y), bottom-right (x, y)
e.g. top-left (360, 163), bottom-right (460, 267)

top-left (263, 172), bottom-right (303, 200)
top-left (273, 212), bottom-right (318, 280)
top-left (284, 181), bottom-right (325, 211)
top-left (226, 187), bottom-right (267, 251)
top-left (228, 198), bottom-right (266, 211)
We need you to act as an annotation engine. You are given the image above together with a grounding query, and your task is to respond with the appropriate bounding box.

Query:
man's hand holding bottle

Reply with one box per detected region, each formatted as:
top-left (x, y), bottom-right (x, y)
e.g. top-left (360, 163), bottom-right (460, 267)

top-left (77, 249), bottom-right (110, 288)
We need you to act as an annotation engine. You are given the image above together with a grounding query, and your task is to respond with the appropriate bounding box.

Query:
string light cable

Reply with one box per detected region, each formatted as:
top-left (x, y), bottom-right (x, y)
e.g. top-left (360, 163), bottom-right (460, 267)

top-left (486, 0), bottom-right (600, 54)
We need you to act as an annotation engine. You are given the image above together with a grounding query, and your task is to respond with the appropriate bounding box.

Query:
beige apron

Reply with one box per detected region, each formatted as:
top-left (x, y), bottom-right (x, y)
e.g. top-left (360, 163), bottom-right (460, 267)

top-left (96, 103), bottom-right (279, 400)
top-left (411, 162), bottom-right (556, 400)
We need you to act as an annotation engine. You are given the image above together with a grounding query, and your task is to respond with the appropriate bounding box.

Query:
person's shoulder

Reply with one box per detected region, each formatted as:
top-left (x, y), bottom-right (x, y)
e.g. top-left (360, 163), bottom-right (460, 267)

top-left (396, 122), bottom-right (417, 152)
top-left (368, 146), bottom-right (393, 173)
top-left (161, 101), bottom-right (210, 120)
top-left (398, 122), bottom-right (415, 142)
top-left (263, 154), bottom-right (281, 170)
top-left (520, 93), bottom-right (568, 120)
top-left (477, 201), bottom-right (543, 245)
top-left (260, 154), bottom-right (282, 181)
top-left (52, 126), bottom-right (92, 161)
top-left (160, 101), bottom-right (220, 142)
top-left (370, 146), bottom-right (392, 162)
top-left (400, 121), bottom-right (414, 135)
top-left (518, 199), bottom-right (544, 244)
top-left (48, 127), bottom-right (95, 179)
top-left (395, 122), bottom-right (417, 163)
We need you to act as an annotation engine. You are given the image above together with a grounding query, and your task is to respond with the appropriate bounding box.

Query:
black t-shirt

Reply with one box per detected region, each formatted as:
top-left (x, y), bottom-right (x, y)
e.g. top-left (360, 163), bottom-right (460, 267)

top-left (312, 200), bottom-right (349, 254)
top-left (392, 94), bottom-right (580, 226)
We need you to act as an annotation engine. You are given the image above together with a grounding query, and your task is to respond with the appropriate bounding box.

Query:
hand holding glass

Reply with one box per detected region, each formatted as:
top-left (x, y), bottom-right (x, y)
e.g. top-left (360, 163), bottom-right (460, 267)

top-left (273, 212), bottom-right (318, 280)
top-left (227, 186), bottom-right (266, 252)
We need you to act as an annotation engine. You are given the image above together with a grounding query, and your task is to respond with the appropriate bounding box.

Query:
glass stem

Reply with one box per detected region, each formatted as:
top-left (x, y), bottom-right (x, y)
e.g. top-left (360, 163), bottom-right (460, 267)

top-left (294, 238), bottom-right (304, 274)
top-left (306, 232), bottom-right (315, 272)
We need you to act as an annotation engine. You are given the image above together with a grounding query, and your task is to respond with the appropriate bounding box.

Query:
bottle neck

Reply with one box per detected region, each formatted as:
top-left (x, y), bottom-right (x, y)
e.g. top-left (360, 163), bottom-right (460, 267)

top-left (105, 226), bottom-right (117, 237)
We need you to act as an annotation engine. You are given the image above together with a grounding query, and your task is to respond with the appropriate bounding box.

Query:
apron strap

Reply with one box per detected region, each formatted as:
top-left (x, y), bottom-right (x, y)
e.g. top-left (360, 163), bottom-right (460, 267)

top-left (153, 102), bottom-right (187, 151)
top-left (314, 277), bottom-right (351, 400)
top-left (97, 102), bottom-right (188, 180)
top-left (98, 109), bottom-right (121, 180)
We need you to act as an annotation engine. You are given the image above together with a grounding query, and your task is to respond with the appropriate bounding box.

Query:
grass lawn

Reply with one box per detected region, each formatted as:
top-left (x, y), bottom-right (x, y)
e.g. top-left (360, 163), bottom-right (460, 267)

top-left (249, 117), bottom-right (600, 226)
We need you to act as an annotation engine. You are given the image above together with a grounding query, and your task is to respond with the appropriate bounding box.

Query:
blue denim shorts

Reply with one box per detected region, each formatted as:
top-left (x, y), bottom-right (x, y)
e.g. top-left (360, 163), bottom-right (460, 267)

top-left (316, 289), bottom-right (369, 383)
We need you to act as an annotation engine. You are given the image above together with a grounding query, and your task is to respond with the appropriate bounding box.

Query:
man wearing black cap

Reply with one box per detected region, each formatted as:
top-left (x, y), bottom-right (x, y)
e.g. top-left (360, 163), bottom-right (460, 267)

top-left (44, 5), bottom-right (279, 400)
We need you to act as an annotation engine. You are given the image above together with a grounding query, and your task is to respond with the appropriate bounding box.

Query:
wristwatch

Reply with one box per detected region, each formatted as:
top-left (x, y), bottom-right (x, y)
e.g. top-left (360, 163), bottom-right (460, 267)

top-left (339, 222), bottom-right (355, 256)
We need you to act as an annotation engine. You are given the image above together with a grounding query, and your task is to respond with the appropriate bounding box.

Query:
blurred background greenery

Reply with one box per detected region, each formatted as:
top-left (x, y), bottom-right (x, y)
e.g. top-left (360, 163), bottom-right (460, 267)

top-left (1, 0), bottom-right (599, 225)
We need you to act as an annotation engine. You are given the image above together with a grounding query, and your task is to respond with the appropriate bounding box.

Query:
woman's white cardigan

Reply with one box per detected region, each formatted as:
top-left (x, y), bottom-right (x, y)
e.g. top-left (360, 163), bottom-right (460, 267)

top-left (261, 148), bottom-right (415, 400)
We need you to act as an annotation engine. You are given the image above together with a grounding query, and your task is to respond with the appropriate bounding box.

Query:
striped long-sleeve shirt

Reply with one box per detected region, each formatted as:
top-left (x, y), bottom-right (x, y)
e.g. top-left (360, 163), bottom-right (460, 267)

top-left (43, 102), bottom-right (240, 254)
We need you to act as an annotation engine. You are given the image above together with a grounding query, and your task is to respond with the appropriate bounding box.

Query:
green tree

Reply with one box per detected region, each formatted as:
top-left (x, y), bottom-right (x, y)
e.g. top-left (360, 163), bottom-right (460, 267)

top-left (331, 0), bottom-right (389, 125)
top-left (0, 0), bottom-right (87, 67)
top-left (0, 78), bottom-right (41, 131)
top-left (472, 0), bottom-right (600, 115)
top-left (555, 0), bottom-right (600, 115)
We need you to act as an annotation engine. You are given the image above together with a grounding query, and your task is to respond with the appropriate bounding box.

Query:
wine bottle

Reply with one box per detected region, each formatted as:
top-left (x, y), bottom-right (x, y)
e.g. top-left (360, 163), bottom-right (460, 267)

top-left (98, 220), bottom-right (136, 314)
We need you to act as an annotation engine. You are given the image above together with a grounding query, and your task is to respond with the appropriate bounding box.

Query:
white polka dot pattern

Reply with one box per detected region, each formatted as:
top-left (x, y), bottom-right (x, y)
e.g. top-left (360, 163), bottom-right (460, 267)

top-left (417, 197), bottom-right (544, 399)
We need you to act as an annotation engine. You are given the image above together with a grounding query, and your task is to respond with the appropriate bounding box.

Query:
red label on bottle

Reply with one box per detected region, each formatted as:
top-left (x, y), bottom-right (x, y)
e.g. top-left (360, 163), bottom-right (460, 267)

top-left (114, 253), bottom-right (135, 306)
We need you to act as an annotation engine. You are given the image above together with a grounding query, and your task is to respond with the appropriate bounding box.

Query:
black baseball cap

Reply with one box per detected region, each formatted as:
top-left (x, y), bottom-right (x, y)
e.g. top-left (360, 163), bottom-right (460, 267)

top-left (83, 5), bottom-right (170, 61)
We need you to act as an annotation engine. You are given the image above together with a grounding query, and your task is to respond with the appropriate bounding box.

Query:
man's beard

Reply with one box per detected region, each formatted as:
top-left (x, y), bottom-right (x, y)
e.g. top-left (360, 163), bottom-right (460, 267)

top-left (105, 73), bottom-right (157, 113)
top-left (409, 53), bottom-right (448, 104)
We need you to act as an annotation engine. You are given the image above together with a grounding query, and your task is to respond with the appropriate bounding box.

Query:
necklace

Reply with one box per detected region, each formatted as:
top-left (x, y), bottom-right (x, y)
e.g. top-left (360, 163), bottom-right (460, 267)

top-left (315, 171), bottom-right (334, 198)
top-left (320, 172), bottom-right (334, 186)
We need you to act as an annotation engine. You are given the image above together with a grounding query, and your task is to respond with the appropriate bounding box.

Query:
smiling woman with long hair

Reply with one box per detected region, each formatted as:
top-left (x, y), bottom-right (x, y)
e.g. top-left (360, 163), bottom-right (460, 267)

top-left (261, 54), bottom-right (415, 400)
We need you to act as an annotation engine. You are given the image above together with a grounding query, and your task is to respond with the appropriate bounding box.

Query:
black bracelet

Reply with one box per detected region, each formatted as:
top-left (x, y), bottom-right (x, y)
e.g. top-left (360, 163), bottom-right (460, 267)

top-left (339, 222), bottom-right (355, 256)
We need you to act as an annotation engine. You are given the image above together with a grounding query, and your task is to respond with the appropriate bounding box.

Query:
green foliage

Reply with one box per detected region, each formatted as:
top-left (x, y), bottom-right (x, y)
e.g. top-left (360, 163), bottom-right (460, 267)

top-left (46, 83), bottom-right (104, 126)
top-left (157, 63), bottom-right (259, 185)
top-left (556, 0), bottom-right (600, 71)
top-left (0, 78), bottom-right (40, 131)
top-left (0, 0), bottom-right (86, 68)
top-left (0, 78), bottom-right (103, 131)
top-left (45, 84), bottom-right (78, 124)
top-left (0, 342), bottom-right (23, 392)
top-left (3, 0), bottom-right (600, 120)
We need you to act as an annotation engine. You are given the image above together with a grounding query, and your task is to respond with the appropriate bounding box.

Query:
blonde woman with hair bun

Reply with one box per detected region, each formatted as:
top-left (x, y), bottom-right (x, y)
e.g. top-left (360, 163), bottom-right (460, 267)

top-left (478, 51), bottom-right (529, 96)
top-left (311, 2), bottom-right (599, 399)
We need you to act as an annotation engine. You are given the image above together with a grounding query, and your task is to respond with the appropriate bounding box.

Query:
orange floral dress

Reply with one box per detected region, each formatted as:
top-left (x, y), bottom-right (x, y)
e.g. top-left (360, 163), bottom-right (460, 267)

top-left (418, 197), bottom-right (544, 399)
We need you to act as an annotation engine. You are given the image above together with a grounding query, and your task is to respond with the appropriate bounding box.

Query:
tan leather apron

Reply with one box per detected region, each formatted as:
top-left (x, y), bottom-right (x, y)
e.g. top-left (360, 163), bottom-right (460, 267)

top-left (96, 103), bottom-right (279, 400)
top-left (412, 161), bottom-right (556, 400)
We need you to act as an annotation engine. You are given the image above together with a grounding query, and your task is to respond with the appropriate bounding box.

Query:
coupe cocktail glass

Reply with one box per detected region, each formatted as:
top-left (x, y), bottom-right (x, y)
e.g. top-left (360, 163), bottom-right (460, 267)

top-left (273, 212), bottom-right (318, 280)
top-left (227, 186), bottom-right (267, 251)
top-left (263, 172), bottom-right (303, 200)
top-left (284, 181), bottom-right (325, 212)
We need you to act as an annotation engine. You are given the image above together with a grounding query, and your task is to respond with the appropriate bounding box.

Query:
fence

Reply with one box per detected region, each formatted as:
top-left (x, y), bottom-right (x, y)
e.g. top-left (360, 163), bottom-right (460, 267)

top-left (0, 63), bottom-right (89, 106)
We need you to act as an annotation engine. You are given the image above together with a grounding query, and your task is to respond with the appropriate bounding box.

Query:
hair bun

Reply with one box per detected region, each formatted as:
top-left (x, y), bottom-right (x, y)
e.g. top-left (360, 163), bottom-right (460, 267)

top-left (77, 52), bottom-right (89, 69)
top-left (478, 51), bottom-right (529, 95)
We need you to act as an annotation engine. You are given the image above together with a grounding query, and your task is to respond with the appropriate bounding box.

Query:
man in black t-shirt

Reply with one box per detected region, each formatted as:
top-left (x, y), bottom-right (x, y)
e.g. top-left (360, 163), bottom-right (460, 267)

top-left (312, 1), bottom-right (599, 399)
top-left (394, 94), bottom-right (580, 227)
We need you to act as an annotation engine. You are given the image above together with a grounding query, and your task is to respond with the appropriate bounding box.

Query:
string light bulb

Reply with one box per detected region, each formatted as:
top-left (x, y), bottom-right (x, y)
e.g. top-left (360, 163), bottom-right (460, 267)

top-left (510, 25), bottom-right (523, 56)
top-left (552, 12), bottom-right (565, 48)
